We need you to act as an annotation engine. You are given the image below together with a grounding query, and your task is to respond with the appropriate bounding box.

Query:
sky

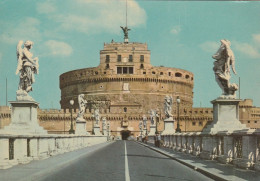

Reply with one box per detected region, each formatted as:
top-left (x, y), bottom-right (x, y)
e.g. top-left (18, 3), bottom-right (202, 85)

top-left (0, 0), bottom-right (260, 109)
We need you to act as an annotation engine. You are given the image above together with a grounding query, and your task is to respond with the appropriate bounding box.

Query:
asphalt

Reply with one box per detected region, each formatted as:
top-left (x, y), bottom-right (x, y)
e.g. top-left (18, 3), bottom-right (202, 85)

top-left (0, 141), bottom-right (214, 181)
top-left (139, 141), bottom-right (260, 181)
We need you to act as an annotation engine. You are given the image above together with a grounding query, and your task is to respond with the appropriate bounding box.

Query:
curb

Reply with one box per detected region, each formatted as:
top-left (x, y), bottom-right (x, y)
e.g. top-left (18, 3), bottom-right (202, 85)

top-left (136, 141), bottom-right (229, 181)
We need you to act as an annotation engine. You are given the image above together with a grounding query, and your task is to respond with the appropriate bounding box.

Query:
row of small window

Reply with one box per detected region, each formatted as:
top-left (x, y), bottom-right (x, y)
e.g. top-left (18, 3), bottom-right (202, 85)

top-left (106, 55), bottom-right (144, 62)
top-left (192, 121), bottom-right (203, 126)
top-left (117, 67), bottom-right (134, 74)
top-left (247, 120), bottom-right (258, 123)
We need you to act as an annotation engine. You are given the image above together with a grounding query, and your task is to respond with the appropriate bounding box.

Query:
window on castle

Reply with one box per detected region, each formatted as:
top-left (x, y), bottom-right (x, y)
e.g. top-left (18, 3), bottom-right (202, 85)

top-left (160, 72), bottom-right (163, 75)
top-left (140, 55), bottom-right (144, 62)
top-left (248, 120), bottom-right (250, 123)
top-left (124, 107), bottom-right (127, 113)
top-left (168, 72), bottom-right (171, 76)
top-left (140, 64), bottom-right (144, 69)
top-left (199, 121), bottom-right (203, 126)
top-left (106, 64), bottom-right (110, 69)
top-left (117, 67), bottom-right (134, 74)
top-left (117, 67), bottom-right (122, 74)
top-left (175, 72), bottom-right (182, 77)
top-left (118, 55), bottom-right (122, 61)
top-left (129, 55), bottom-right (133, 62)
top-left (152, 71), bottom-right (156, 74)
top-left (192, 122), bottom-right (196, 126)
top-left (129, 67), bottom-right (133, 74)
top-left (143, 72), bottom-right (146, 74)
top-left (123, 67), bottom-right (127, 74)
top-left (106, 55), bottom-right (110, 62)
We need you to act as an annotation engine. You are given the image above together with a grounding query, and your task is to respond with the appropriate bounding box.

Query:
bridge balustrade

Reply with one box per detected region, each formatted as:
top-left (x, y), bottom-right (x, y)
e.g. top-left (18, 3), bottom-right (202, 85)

top-left (0, 135), bottom-right (107, 169)
top-left (148, 130), bottom-right (260, 171)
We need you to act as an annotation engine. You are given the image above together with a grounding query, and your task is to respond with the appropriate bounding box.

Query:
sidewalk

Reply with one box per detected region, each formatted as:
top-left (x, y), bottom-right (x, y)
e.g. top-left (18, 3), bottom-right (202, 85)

top-left (137, 141), bottom-right (260, 181)
top-left (0, 141), bottom-right (113, 181)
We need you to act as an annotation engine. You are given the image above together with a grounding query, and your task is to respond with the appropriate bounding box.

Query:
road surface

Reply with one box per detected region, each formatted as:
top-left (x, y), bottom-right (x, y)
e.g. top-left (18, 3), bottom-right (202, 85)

top-left (38, 141), bottom-right (212, 181)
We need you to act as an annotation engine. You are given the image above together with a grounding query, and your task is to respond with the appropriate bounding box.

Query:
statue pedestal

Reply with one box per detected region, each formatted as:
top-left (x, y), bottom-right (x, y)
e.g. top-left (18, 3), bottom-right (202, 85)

top-left (148, 125), bottom-right (156, 135)
top-left (143, 128), bottom-right (147, 136)
top-left (102, 128), bottom-right (107, 136)
top-left (202, 99), bottom-right (247, 134)
top-left (93, 125), bottom-right (102, 136)
top-left (1, 101), bottom-right (47, 135)
top-left (75, 120), bottom-right (89, 135)
top-left (161, 117), bottom-right (175, 135)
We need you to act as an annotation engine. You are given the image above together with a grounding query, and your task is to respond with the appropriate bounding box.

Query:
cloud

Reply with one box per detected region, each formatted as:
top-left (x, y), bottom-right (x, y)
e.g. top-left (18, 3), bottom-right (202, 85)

top-left (199, 41), bottom-right (219, 53)
top-left (253, 34), bottom-right (260, 43)
top-left (170, 25), bottom-right (181, 35)
top-left (44, 40), bottom-right (73, 56)
top-left (37, 0), bottom-right (146, 34)
top-left (36, 2), bottom-right (56, 14)
top-left (233, 41), bottom-right (260, 59)
top-left (0, 17), bottom-right (41, 44)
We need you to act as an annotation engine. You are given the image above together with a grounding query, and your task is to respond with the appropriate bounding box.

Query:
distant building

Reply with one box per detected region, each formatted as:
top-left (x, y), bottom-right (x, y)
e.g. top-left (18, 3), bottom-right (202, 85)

top-left (59, 41), bottom-right (194, 138)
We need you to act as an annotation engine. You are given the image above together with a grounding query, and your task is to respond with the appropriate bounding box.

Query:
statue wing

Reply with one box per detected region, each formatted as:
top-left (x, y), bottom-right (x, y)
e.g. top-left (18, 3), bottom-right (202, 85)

top-left (16, 40), bottom-right (24, 74)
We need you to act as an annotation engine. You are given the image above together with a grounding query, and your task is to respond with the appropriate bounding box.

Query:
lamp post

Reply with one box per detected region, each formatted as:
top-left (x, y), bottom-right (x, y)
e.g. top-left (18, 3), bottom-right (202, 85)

top-left (176, 96), bottom-right (181, 133)
top-left (139, 121), bottom-right (143, 140)
top-left (69, 99), bottom-right (75, 134)
top-left (155, 111), bottom-right (159, 134)
top-left (143, 115), bottom-right (147, 135)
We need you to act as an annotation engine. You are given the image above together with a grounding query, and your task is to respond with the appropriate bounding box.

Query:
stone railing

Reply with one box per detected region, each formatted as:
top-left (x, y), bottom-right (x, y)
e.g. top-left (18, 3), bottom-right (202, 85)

top-left (148, 129), bottom-right (260, 171)
top-left (0, 134), bottom-right (107, 169)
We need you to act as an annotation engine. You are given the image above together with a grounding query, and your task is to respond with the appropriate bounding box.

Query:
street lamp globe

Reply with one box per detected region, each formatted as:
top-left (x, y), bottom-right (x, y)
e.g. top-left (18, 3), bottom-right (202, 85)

top-left (70, 99), bottom-right (74, 106)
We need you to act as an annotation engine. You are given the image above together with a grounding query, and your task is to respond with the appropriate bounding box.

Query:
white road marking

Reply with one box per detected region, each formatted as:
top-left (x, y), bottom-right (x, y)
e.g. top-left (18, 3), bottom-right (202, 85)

top-left (124, 141), bottom-right (131, 181)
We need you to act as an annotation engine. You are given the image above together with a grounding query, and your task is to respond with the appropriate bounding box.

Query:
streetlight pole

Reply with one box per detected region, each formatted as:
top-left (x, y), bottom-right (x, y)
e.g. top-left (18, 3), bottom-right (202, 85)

top-left (176, 96), bottom-right (181, 133)
top-left (155, 111), bottom-right (159, 134)
top-left (69, 99), bottom-right (74, 134)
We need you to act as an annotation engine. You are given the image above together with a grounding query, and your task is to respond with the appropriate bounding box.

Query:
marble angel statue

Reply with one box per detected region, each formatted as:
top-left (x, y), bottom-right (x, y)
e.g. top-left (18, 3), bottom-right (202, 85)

top-left (94, 109), bottom-right (100, 125)
top-left (76, 94), bottom-right (88, 121)
top-left (164, 95), bottom-right (173, 119)
top-left (143, 115), bottom-right (147, 129)
top-left (212, 39), bottom-right (238, 98)
top-left (150, 110), bottom-right (156, 126)
top-left (102, 117), bottom-right (107, 129)
top-left (16, 40), bottom-right (39, 93)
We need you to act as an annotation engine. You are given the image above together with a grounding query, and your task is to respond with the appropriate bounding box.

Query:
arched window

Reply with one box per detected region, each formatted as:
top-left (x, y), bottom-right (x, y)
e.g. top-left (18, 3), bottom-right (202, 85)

top-left (175, 72), bottom-right (182, 77)
top-left (124, 107), bottom-right (127, 113)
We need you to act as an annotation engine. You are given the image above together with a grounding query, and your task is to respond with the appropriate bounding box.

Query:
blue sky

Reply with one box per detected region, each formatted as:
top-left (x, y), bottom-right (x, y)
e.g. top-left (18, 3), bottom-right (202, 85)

top-left (0, 0), bottom-right (260, 109)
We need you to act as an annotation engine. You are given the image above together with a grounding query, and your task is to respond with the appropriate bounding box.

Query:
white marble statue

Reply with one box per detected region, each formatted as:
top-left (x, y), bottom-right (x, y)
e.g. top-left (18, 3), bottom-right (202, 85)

top-left (143, 115), bottom-right (147, 129)
top-left (212, 39), bottom-right (238, 99)
top-left (76, 94), bottom-right (87, 121)
top-left (94, 109), bottom-right (100, 125)
top-left (150, 110), bottom-right (156, 126)
top-left (102, 117), bottom-right (107, 128)
top-left (164, 95), bottom-right (173, 119)
top-left (16, 40), bottom-right (39, 99)
top-left (139, 121), bottom-right (142, 130)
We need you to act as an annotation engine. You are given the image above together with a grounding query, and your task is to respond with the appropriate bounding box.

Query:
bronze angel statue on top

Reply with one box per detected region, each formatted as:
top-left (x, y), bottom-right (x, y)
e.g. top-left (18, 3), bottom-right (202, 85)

top-left (212, 39), bottom-right (238, 99)
top-left (16, 40), bottom-right (39, 94)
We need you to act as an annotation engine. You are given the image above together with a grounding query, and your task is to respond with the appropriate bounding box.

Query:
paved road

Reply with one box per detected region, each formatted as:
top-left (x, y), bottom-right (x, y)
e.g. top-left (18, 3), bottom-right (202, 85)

top-left (37, 141), bottom-right (212, 181)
